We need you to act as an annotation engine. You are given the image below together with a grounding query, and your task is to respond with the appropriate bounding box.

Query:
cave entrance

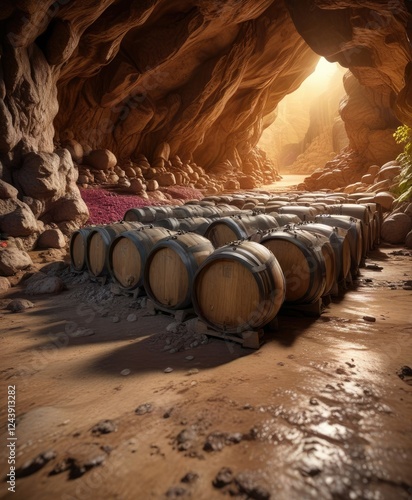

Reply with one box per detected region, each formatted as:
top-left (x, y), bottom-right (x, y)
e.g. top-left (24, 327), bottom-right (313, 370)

top-left (258, 57), bottom-right (348, 175)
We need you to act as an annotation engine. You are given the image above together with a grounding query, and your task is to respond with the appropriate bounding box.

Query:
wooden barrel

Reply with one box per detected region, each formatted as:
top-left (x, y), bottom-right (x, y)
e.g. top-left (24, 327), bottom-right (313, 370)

top-left (124, 207), bottom-right (157, 223)
top-left (270, 213), bottom-right (302, 226)
top-left (70, 227), bottom-right (94, 272)
top-left (328, 204), bottom-right (370, 256)
top-left (172, 205), bottom-right (205, 219)
top-left (215, 204), bottom-right (243, 216)
top-left (108, 226), bottom-right (174, 290)
top-left (299, 222), bottom-right (351, 283)
top-left (199, 206), bottom-right (223, 219)
top-left (152, 218), bottom-right (181, 231)
top-left (254, 228), bottom-right (329, 304)
top-left (314, 214), bottom-right (363, 271)
top-left (178, 217), bottom-right (212, 236)
top-left (193, 241), bottom-right (285, 333)
top-left (204, 214), bottom-right (279, 248)
top-left (278, 205), bottom-right (318, 221)
top-left (86, 221), bottom-right (143, 277)
top-left (153, 206), bottom-right (175, 221)
top-left (144, 233), bottom-right (215, 310)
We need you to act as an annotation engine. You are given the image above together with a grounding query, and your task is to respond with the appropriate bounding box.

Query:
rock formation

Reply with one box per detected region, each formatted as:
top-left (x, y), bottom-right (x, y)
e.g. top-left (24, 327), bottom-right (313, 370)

top-left (0, 0), bottom-right (412, 256)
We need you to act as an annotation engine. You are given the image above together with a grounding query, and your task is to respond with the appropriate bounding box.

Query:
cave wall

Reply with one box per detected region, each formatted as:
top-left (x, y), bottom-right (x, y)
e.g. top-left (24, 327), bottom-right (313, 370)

top-left (1, 0), bottom-right (412, 249)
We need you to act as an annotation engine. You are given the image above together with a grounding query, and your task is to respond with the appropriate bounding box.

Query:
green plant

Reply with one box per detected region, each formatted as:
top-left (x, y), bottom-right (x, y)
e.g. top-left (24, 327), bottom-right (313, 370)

top-left (393, 125), bottom-right (412, 202)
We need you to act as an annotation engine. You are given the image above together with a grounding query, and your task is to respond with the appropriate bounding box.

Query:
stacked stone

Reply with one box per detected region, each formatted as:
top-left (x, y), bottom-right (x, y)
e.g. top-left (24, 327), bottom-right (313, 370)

top-left (72, 141), bottom-right (281, 196)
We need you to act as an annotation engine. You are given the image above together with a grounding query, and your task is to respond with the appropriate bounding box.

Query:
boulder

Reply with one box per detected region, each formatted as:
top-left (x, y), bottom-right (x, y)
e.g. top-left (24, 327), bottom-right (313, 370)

top-left (367, 165), bottom-right (380, 176)
top-left (6, 299), bottom-right (34, 312)
top-left (239, 176), bottom-right (256, 189)
top-left (84, 149), bottom-right (117, 171)
top-left (0, 179), bottom-right (18, 199)
top-left (0, 276), bottom-right (11, 292)
top-left (17, 152), bottom-right (63, 199)
top-left (373, 191), bottom-right (395, 211)
top-left (0, 199), bottom-right (38, 237)
top-left (26, 275), bottom-right (65, 295)
top-left (0, 247), bottom-right (33, 276)
top-left (377, 165), bottom-right (401, 182)
top-left (37, 229), bottom-right (66, 249)
top-left (224, 179), bottom-right (240, 191)
top-left (405, 230), bottom-right (412, 249)
top-left (361, 174), bottom-right (374, 185)
top-left (128, 178), bottom-right (146, 193)
top-left (146, 180), bottom-right (159, 192)
top-left (381, 213), bottom-right (412, 244)
top-left (156, 172), bottom-right (176, 187)
top-left (62, 139), bottom-right (83, 163)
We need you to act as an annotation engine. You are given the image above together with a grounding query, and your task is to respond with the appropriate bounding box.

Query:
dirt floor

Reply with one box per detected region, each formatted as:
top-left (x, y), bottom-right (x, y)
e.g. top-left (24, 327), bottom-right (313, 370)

top-left (1, 242), bottom-right (412, 500)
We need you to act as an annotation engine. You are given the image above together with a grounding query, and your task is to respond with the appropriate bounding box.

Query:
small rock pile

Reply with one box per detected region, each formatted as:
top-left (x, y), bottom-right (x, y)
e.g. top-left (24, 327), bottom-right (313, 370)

top-left (302, 151), bottom-right (401, 194)
top-left (66, 140), bottom-right (281, 197)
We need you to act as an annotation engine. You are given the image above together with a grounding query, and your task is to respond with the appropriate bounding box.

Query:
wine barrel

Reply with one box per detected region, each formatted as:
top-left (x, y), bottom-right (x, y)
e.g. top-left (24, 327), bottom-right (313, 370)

top-left (199, 206), bottom-right (223, 219)
top-left (144, 233), bottom-right (215, 310)
top-left (270, 213), bottom-right (302, 226)
top-left (124, 207), bottom-right (157, 223)
top-left (178, 217), bottom-right (212, 236)
top-left (314, 214), bottom-right (363, 271)
top-left (193, 241), bottom-right (285, 333)
top-left (108, 226), bottom-right (174, 290)
top-left (277, 205), bottom-right (318, 221)
top-left (152, 218), bottom-right (181, 231)
top-left (204, 214), bottom-right (279, 248)
top-left (255, 227), bottom-right (329, 304)
top-left (172, 205), bottom-right (205, 219)
top-left (153, 206), bottom-right (175, 221)
top-left (328, 204), bottom-right (370, 256)
top-left (299, 222), bottom-right (351, 283)
top-left (70, 227), bottom-right (94, 272)
top-left (86, 221), bottom-right (143, 277)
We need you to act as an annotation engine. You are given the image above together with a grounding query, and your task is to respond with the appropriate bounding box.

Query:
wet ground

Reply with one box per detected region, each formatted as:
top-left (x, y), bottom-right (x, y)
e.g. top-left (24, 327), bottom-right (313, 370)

top-left (0, 245), bottom-right (411, 500)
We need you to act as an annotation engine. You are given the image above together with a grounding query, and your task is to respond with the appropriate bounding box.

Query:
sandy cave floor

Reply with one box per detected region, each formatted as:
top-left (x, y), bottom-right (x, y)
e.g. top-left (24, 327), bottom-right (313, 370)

top-left (0, 245), bottom-right (412, 500)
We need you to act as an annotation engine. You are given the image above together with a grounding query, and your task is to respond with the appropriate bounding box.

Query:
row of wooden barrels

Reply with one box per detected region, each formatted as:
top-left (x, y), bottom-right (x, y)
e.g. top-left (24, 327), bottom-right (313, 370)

top-left (69, 201), bottom-right (380, 334)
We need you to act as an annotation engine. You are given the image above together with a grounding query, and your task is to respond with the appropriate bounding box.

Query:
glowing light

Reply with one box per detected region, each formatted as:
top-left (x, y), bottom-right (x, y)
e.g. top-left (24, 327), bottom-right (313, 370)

top-left (307, 57), bottom-right (339, 85)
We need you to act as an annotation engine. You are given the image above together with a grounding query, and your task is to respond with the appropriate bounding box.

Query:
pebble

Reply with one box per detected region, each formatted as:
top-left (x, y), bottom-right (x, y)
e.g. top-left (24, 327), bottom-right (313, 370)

top-left (135, 403), bottom-right (153, 415)
top-left (127, 314), bottom-right (137, 322)
top-left (363, 315), bottom-right (376, 322)
top-left (365, 264), bottom-right (383, 271)
top-left (181, 471), bottom-right (199, 484)
top-left (164, 367), bottom-right (174, 373)
top-left (187, 368), bottom-right (199, 375)
top-left (112, 316), bottom-right (120, 323)
top-left (213, 467), bottom-right (234, 488)
top-left (120, 369), bottom-right (131, 376)
top-left (6, 299), bottom-right (34, 313)
top-left (309, 397), bottom-right (319, 406)
top-left (185, 356), bottom-right (194, 361)
top-left (91, 419), bottom-right (117, 435)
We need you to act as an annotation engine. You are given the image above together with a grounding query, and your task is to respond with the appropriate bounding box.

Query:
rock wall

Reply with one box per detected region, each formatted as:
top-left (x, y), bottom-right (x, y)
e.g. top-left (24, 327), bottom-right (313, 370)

top-left (0, 0), bottom-right (412, 252)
